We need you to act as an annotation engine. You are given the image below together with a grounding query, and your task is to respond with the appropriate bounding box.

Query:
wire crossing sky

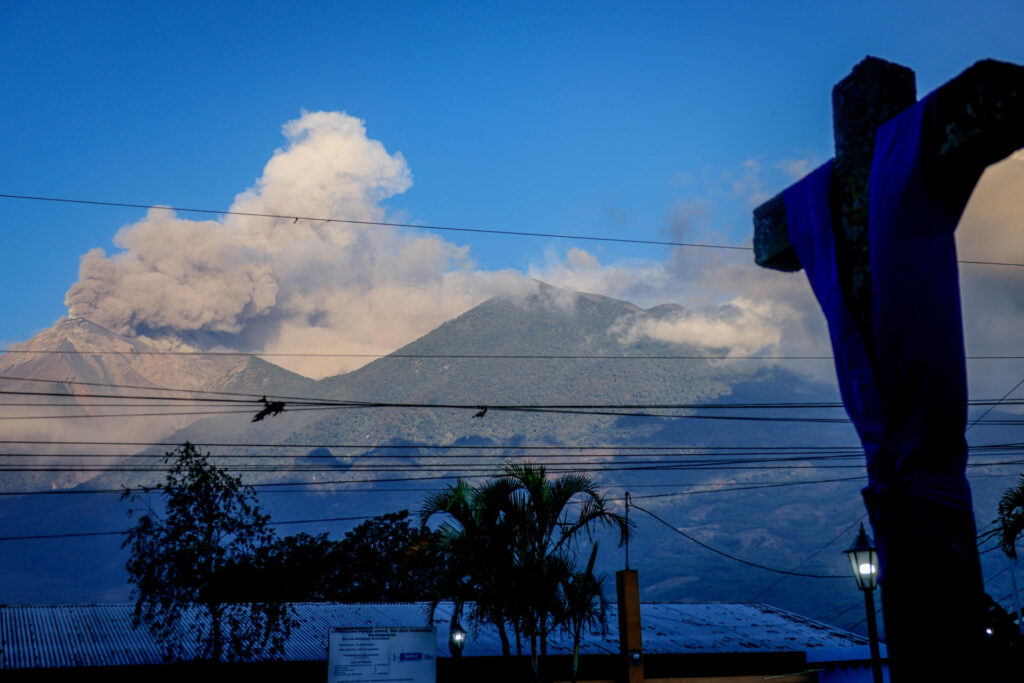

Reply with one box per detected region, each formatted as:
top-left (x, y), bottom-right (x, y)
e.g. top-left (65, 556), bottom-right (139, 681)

top-left (4, 192), bottom-right (1024, 267)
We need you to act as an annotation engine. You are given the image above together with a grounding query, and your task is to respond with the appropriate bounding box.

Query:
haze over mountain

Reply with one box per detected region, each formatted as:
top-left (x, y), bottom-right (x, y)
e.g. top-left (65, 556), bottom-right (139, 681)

top-left (0, 317), bottom-right (317, 492)
top-left (0, 284), bottom-right (1019, 632)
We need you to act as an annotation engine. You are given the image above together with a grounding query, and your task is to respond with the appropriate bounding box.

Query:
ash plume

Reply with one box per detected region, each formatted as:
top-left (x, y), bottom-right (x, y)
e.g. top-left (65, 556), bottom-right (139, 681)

top-left (64, 111), bottom-right (524, 378)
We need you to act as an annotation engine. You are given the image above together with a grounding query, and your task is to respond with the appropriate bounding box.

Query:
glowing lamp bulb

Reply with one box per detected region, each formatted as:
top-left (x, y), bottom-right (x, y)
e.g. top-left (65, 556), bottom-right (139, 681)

top-left (845, 526), bottom-right (878, 591)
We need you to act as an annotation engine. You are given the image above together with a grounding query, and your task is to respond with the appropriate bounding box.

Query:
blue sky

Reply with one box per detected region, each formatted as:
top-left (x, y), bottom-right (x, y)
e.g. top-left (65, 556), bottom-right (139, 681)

top-left (2, 1), bottom-right (1023, 375)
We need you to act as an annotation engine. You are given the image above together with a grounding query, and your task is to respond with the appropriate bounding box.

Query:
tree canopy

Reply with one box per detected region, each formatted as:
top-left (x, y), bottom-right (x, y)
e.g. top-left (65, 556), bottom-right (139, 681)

top-left (121, 442), bottom-right (295, 662)
top-left (218, 510), bottom-right (439, 603)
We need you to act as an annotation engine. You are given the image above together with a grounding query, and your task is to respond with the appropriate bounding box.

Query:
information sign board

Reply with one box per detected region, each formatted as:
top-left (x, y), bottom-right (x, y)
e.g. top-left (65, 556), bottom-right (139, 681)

top-left (328, 626), bottom-right (436, 683)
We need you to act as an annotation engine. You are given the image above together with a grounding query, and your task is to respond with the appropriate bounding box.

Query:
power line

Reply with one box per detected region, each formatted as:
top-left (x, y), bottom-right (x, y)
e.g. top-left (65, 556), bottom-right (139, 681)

top-left (0, 473), bottom-right (871, 500)
top-left (0, 388), bottom-right (261, 404)
top-left (4, 193), bottom-right (1023, 268)
top-left (6, 436), bottom-right (1021, 451)
top-left (0, 460), bottom-right (908, 473)
top-left (623, 475), bottom-right (866, 500)
top-left (2, 442), bottom-right (1020, 460)
top-left (0, 451), bottom-right (871, 462)
top-left (0, 408), bottom-right (257, 420)
top-left (10, 470), bottom-right (1020, 547)
top-left (7, 396), bottom-right (1018, 410)
top-left (5, 348), bottom-right (1024, 361)
top-left (8, 401), bottom-right (1024, 425)
top-left (6, 461), bottom-right (1022, 479)
top-left (0, 438), bottom-right (869, 451)
top-left (968, 374), bottom-right (1024, 433)
top-left (0, 514), bottom-right (376, 543)
top-left (824, 601), bottom-right (863, 626)
top-left (628, 501), bottom-right (847, 579)
top-left (0, 384), bottom-right (859, 412)
top-left (3, 379), bottom-right (1023, 416)
top-left (0, 375), bottom-right (302, 400)
top-left (0, 193), bottom-right (753, 252)
top-left (1, 349), bottom-right (837, 360)
top-left (7, 451), bottom-right (1024, 469)
top-left (751, 513), bottom-right (870, 601)
top-left (0, 464), bottom-right (814, 473)
top-left (4, 375), bottom-right (1022, 412)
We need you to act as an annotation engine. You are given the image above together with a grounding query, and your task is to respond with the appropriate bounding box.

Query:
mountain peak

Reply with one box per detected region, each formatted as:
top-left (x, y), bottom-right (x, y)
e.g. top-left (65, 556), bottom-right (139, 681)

top-left (644, 303), bottom-right (688, 319)
top-left (10, 316), bottom-right (152, 355)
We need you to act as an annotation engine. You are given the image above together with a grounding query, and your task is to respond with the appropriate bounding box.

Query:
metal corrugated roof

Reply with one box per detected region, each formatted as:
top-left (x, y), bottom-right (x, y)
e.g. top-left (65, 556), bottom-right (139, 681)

top-left (0, 602), bottom-right (866, 670)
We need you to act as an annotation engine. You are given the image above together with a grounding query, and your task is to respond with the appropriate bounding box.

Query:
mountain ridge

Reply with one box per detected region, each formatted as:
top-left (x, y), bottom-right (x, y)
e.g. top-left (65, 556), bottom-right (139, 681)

top-left (1, 286), bottom-right (1018, 633)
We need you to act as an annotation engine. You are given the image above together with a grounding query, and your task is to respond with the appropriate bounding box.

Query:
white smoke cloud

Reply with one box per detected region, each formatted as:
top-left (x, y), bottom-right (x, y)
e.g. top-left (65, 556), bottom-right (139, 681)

top-left (611, 297), bottom-right (790, 356)
top-left (69, 210), bottom-right (279, 336)
top-left (532, 243), bottom-right (828, 362)
top-left (65, 111), bottom-right (530, 378)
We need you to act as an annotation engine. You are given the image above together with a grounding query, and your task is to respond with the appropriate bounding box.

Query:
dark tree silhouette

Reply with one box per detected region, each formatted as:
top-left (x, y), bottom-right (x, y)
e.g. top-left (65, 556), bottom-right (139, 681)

top-left (421, 464), bottom-right (628, 678)
top-left (121, 442), bottom-right (295, 662)
top-left (499, 463), bottom-right (627, 674)
top-left (999, 475), bottom-right (1024, 559)
top-left (420, 477), bottom-right (522, 656)
top-left (336, 510), bottom-right (440, 601)
top-left (218, 511), bottom-right (438, 603)
top-left (555, 542), bottom-right (606, 683)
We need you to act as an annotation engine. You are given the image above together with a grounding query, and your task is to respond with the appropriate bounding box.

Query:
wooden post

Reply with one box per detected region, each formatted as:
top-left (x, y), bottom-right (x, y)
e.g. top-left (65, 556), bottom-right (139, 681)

top-left (615, 570), bottom-right (643, 683)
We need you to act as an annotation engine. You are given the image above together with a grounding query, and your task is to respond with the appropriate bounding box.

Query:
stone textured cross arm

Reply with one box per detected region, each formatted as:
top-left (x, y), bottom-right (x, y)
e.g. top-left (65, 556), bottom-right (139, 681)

top-left (754, 57), bottom-right (1024, 284)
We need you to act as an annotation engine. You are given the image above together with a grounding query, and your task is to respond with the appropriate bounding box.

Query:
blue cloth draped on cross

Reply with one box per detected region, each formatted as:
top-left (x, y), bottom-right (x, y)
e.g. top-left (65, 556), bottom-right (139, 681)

top-left (785, 93), bottom-right (973, 568)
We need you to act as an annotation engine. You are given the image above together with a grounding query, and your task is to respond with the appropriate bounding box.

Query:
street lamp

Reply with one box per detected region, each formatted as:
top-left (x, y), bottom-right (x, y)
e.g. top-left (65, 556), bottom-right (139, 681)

top-left (449, 621), bottom-right (467, 658)
top-left (845, 523), bottom-right (883, 683)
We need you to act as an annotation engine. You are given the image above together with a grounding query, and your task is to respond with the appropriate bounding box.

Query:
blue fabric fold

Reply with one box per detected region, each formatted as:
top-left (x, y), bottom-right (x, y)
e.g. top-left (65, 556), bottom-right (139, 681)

top-left (868, 94), bottom-right (972, 512)
top-left (784, 92), bottom-right (974, 526)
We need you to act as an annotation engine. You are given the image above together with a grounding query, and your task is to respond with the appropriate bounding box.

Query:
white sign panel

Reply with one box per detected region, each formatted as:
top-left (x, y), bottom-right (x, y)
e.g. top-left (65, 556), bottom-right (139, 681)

top-left (328, 626), bottom-right (436, 683)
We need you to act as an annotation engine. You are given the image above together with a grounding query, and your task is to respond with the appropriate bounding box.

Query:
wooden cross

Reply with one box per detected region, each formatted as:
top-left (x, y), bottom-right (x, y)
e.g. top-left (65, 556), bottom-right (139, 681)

top-left (753, 57), bottom-right (1023, 680)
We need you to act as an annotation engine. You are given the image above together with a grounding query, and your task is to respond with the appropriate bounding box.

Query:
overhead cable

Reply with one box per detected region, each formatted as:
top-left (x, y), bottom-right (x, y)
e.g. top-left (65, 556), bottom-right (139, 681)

top-left (4, 193), bottom-right (1023, 267)
top-left (628, 501), bottom-right (847, 579)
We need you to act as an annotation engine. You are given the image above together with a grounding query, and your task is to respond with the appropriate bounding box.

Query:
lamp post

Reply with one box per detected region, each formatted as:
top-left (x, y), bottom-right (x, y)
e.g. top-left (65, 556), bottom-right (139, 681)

top-left (845, 523), bottom-right (883, 683)
top-left (449, 621), bottom-right (467, 658)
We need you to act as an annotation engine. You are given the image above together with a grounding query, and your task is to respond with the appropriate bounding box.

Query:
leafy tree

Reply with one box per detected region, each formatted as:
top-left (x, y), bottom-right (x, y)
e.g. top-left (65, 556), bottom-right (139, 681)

top-left (218, 511), bottom-right (439, 603)
top-left (216, 531), bottom-right (345, 603)
top-left (121, 442), bottom-right (295, 662)
top-left (337, 510), bottom-right (441, 601)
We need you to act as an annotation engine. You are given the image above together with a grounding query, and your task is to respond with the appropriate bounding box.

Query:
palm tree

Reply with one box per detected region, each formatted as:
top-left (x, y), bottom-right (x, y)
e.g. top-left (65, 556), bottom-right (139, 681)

top-left (420, 477), bottom-right (520, 656)
top-left (497, 463), bottom-right (628, 678)
top-left (421, 464), bottom-right (628, 675)
top-left (997, 476), bottom-right (1024, 638)
top-left (999, 476), bottom-right (1024, 559)
top-left (554, 542), bottom-right (607, 683)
